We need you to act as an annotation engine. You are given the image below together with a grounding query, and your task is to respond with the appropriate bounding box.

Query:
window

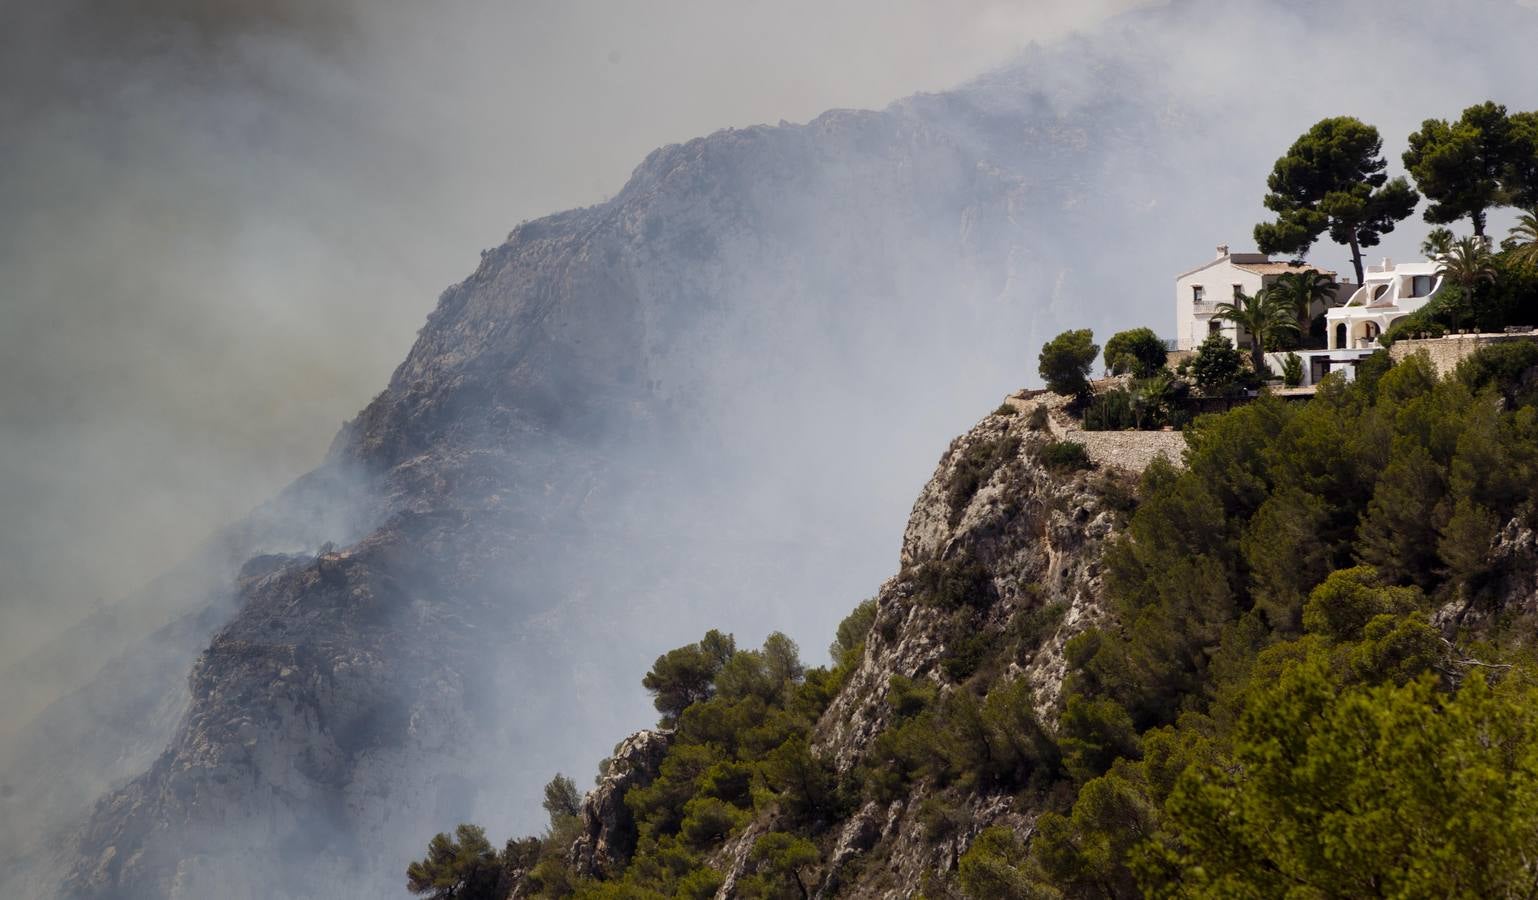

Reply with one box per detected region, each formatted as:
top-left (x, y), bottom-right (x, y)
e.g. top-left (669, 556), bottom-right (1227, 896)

top-left (1411, 274), bottom-right (1433, 297)
top-left (1209, 319), bottom-right (1222, 335)
top-left (1192, 285), bottom-right (1205, 303)
top-left (1233, 284), bottom-right (1244, 300)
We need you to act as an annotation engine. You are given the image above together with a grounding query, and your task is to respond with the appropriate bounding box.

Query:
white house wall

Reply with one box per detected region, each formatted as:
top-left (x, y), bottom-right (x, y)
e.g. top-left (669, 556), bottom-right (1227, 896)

top-left (1174, 258), bottom-right (1265, 350)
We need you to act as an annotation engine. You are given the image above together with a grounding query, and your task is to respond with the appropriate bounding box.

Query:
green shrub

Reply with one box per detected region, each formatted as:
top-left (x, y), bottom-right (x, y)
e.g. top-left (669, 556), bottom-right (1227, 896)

top-left (1104, 327), bottom-right (1169, 378)
top-left (674, 868), bottom-right (725, 900)
top-left (1058, 695), bottom-right (1140, 784)
top-left (679, 797), bottom-right (748, 849)
top-left (1382, 291), bottom-right (1455, 345)
top-left (912, 555), bottom-right (994, 610)
top-left (741, 832), bottom-right (818, 899)
top-left (958, 826), bottom-right (1033, 900)
top-left (993, 402), bottom-right (1018, 417)
top-left (1189, 333), bottom-right (1245, 396)
top-left (829, 598), bottom-right (877, 667)
top-left (886, 675), bottom-right (936, 719)
top-left (946, 434), bottom-right (1021, 524)
top-left (940, 623), bottom-right (992, 681)
top-left (1081, 389), bottom-right (1135, 430)
top-left (918, 795), bottom-right (970, 840)
top-left (1281, 352), bottom-right (1304, 386)
top-left (1456, 339), bottom-right (1538, 407)
top-left (1009, 601), bottom-right (1068, 657)
top-left (1040, 440), bottom-right (1092, 472)
top-left (1026, 404), bottom-right (1050, 431)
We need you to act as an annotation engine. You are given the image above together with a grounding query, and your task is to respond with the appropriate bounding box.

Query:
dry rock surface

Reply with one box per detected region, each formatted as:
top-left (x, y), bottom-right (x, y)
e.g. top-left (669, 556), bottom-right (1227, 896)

top-left (569, 730), bottom-right (672, 879)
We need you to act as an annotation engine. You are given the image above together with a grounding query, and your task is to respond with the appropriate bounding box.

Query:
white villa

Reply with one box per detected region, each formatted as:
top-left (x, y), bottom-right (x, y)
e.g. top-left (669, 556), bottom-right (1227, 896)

top-left (1174, 245), bottom-right (1349, 351)
top-left (1174, 245), bottom-right (1445, 386)
top-left (1325, 258), bottom-right (1443, 351)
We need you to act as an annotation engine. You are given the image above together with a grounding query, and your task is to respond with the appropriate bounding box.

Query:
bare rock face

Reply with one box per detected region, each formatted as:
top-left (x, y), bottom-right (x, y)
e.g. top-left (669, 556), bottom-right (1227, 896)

top-left (816, 408), bottom-right (1121, 778)
top-left (1436, 518), bottom-right (1538, 633)
top-left (569, 730), bottom-right (671, 878)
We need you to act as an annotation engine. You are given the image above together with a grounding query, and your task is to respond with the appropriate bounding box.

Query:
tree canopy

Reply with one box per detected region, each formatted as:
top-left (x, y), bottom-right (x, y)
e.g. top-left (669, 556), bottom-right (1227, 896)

top-left (1038, 328), bottom-right (1099, 399)
top-left (1254, 116), bottom-right (1419, 285)
top-left (406, 825), bottom-right (508, 900)
top-left (1164, 665), bottom-right (1538, 898)
top-left (1103, 327), bottom-right (1168, 378)
top-left (1405, 101), bottom-right (1523, 237)
top-left (642, 629), bottom-right (737, 724)
top-left (1187, 333), bottom-right (1245, 396)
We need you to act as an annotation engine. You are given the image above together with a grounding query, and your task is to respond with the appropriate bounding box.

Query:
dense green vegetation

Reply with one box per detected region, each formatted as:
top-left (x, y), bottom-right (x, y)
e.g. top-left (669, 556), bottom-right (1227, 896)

top-left (957, 345), bottom-right (1538, 897)
top-left (407, 629), bottom-right (863, 899)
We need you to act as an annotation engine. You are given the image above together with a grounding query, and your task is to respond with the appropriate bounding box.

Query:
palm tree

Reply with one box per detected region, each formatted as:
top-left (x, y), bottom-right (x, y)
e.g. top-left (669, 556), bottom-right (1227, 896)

top-left (1213, 289), bottom-right (1299, 375)
top-left (1435, 236), bottom-right (1498, 329)
top-left (1268, 269), bottom-right (1338, 343)
top-left (1421, 227), bottom-right (1455, 260)
top-left (1509, 211), bottom-right (1538, 269)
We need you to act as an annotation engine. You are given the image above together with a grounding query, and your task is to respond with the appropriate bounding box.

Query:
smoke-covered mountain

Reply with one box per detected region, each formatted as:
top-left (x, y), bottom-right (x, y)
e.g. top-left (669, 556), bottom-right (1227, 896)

top-left (5, 1), bottom-right (1538, 897)
top-left (4, 57), bottom-right (1170, 900)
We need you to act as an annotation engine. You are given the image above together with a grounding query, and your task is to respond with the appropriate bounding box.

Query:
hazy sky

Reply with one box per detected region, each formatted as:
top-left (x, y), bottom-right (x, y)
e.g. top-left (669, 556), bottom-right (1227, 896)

top-left (0, 0), bottom-right (1147, 658)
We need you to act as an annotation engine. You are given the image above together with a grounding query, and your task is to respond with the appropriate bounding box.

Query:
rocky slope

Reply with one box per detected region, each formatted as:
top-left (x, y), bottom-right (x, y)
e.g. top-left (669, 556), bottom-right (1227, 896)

top-left (557, 398), bottom-right (1156, 897)
top-left (2, 62), bottom-right (1185, 900)
top-left (765, 404), bottom-right (1133, 895)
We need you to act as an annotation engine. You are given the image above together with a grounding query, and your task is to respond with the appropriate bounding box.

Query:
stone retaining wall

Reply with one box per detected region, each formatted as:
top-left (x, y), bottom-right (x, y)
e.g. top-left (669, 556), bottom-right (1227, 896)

top-left (1005, 389), bottom-right (1187, 473)
top-left (1389, 332), bottom-right (1538, 378)
top-left (1061, 428), bottom-right (1187, 473)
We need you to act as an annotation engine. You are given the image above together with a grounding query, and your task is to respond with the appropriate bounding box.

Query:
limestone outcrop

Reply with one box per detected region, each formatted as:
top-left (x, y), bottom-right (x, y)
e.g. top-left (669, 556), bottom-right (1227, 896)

top-left (569, 730), bottom-right (672, 879)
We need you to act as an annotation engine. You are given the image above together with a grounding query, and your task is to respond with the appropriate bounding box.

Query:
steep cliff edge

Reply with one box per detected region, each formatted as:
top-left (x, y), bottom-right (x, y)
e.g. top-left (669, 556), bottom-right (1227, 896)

top-left (535, 398), bottom-right (1154, 898)
top-left (771, 404), bottom-right (1133, 894)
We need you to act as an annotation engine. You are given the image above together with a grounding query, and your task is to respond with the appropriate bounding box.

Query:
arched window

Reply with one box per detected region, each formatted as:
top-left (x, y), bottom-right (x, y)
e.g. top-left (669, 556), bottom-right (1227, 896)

top-left (1335, 323), bottom-right (1347, 349)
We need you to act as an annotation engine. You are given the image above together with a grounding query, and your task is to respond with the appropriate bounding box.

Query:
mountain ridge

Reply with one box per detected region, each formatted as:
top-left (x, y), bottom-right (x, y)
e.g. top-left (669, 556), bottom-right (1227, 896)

top-left (13, 61), bottom-right (1165, 900)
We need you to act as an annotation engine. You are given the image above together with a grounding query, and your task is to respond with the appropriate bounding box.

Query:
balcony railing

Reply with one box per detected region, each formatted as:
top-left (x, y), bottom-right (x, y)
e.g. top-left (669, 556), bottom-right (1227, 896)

top-left (1192, 301), bottom-right (1221, 315)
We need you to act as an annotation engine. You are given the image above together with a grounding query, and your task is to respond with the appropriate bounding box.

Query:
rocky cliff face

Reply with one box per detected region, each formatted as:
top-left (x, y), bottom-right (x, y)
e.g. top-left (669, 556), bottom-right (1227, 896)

top-left (567, 730), bottom-right (671, 881)
top-left (736, 402), bottom-right (1133, 896)
top-left (12, 61), bottom-right (1181, 900)
top-left (555, 398), bottom-right (1146, 898)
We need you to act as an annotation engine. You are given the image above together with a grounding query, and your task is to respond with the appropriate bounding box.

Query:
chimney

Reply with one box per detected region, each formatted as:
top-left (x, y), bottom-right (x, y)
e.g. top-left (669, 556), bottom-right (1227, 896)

top-left (1216, 243), bottom-right (1229, 258)
top-left (1382, 257), bottom-right (1393, 270)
